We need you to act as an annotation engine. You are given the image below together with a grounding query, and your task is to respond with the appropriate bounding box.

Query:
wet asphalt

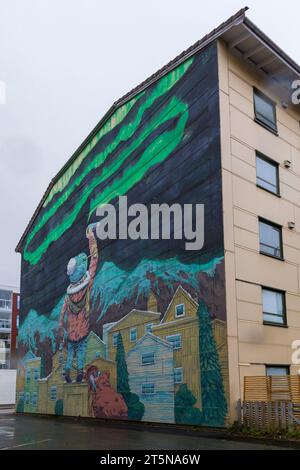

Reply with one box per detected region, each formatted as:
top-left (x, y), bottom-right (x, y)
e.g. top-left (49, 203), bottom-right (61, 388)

top-left (0, 410), bottom-right (295, 450)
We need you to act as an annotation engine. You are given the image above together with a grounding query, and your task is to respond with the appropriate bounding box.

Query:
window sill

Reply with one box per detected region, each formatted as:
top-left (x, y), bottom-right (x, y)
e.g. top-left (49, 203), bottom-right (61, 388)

top-left (263, 321), bottom-right (288, 328)
top-left (259, 251), bottom-right (284, 262)
top-left (256, 184), bottom-right (281, 198)
top-left (254, 117), bottom-right (278, 136)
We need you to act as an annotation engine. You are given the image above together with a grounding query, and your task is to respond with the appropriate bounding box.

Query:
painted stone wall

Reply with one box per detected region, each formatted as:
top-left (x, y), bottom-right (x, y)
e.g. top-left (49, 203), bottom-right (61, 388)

top-left (17, 42), bottom-right (229, 426)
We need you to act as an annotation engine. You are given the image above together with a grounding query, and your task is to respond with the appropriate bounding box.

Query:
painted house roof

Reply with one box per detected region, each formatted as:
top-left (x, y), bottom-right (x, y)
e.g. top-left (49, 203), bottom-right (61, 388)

top-left (127, 332), bottom-right (173, 354)
top-left (16, 7), bottom-right (300, 252)
top-left (108, 309), bottom-right (161, 332)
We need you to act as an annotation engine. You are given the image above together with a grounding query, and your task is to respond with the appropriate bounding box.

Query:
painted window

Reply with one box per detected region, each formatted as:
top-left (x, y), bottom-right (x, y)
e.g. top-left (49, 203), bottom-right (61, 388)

top-left (141, 352), bottom-right (155, 365)
top-left (262, 288), bottom-right (286, 326)
top-left (130, 327), bottom-right (137, 343)
top-left (266, 365), bottom-right (289, 376)
top-left (112, 333), bottom-right (118, 347)
top-left (32, 391), bottom-right (38, 406)
top-left (166, 334), bottom-right (182, 350)
top-left (254, 88), bottom-right (277, 133)
top-left (174, 367), bottom-right (183, 384)
top-left (145, 323), bottom-right (153, 334)
top-left (25, 392), bottom-right (30, 404)
top-left (50, 386), bottom-right (57, 401)
top-left (259, 219), bottom-right (283, 259)
top-left (142, 383), bottom-right (155, 395)
top-left (19, 392), bottom-right (24, 401)
top-left (25, 368), bottom-right (31, 384)
top-left (175, 303), bottom-right (185, 317)
top-left (33, 368), bottom-right (39, 381)
top-left (256, 153), bottom-right (279, 195)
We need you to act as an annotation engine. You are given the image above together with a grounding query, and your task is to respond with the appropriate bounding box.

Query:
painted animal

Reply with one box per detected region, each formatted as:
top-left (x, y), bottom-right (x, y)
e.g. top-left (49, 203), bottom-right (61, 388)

top-left (86, 365), bottom-right (128, 419)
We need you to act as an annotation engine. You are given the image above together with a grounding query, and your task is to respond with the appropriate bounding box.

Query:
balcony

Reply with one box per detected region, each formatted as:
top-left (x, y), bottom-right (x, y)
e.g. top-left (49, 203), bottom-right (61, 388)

top-left (0, 319), bottom-right (11, 333)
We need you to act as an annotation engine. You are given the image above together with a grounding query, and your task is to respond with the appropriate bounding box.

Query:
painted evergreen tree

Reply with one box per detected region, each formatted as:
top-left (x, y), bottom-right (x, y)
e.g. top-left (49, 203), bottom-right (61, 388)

top-left (174, 384), bottom-right (202, 425)
top-left (115, 332), bottom-right (144, 420)
top-left (16, 398), bottom-right (24, 413)
top-left (198, 300), bottom-right (227, 426)
top-left (55, 399), bottom-right (64, 416)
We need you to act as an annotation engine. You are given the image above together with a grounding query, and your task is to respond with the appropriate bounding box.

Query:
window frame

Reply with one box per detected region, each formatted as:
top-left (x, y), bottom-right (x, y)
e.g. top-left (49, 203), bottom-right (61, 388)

top-left (145, 323), bottom-right (153, 334)
top-left (141, 383), bottom-right (155, 396)
top-left (112, 333), bottom-right (119, 347)
top-left (130, 327), bottom-right (137, 343)
top-left (266, 364), bottom-right (290, 376)
top-left (141, 352), bottom-right (155, 366)
top-left (166, 334), bottom-right (182, 350)
top-left (253, 87), bottom-right (278, 134)
top-left (175, 303), bottom-right (185, 318)
top-left (259, 217), bottom-right (284, 260)
top-left (256, 152), bottom-right (280, 196)
top-left (50, 385), bottom-right (57, 401)
top-left (262, 286), bottom-right (287, 327)
top-left (174, 367), bottom-right (183, 384)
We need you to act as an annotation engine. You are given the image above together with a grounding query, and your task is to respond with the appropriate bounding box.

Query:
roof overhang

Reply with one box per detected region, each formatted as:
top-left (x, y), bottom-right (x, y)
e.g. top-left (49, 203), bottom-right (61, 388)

top-left (16, 7), bottom-right (300, 253)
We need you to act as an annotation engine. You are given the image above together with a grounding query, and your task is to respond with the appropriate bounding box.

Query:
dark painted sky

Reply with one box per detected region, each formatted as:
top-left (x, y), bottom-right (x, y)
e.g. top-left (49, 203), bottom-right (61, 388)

top-left (0, 0), bottom-right (299, 287)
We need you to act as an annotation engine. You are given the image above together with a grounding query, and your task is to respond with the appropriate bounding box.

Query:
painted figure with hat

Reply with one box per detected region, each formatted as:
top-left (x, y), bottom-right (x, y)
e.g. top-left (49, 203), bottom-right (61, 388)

top-left (59, 224), bottom-right (99, 383)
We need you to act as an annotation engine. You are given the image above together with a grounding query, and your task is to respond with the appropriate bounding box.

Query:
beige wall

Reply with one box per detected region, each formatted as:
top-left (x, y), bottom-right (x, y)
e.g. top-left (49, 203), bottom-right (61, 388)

top-left (218, 40), bottom-right (300, 421)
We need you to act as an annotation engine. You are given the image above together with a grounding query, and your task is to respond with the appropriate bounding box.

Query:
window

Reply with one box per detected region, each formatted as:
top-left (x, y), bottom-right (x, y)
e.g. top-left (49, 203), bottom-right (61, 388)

top-left (112, 333), bottom-right (118, 347)
top-left (25, 368), bottom-right (31, 384)
top-left (50, 386), bottom-right (57, 401)
top-left (130, 327), bottom-right (137, 343)
top-left (174, 367), bottom-right (183, 384)
top-left (142, 383), bottom-right (155, 395)
top-left (141, 352), bottom-right (155, 366)
top-left (266, 365), bottom-right (289, 376)
top-left (259, 219), bottom-right (283, 259)
top-left (32, 391), bottom-right (38, 406)
top-left (19, 392), bottom-right (24, 401)
top-left (262, 288), bottom-right (286, 326)
top-left (0, 289), bottom-right (12, 310)
top-left (17, 295), bottom-right (20, 310)
top-left (25, 392), bottom-right (30, 405)
top-left (166, 334), bottom-right (182, 350)
top-left (145, 323), bottom-right (153, 334)
top-left (33, 368), bottom-right (39, 381)
top-left (254, 88), bottom-right (277, 133)
top-left (175, 303), bottom-right (185, 318)
top-left (256, 153), bottom-right (279, 195)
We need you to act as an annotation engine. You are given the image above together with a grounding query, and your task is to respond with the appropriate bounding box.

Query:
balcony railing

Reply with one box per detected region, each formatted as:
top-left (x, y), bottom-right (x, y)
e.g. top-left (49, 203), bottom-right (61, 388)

top-left (0, 320), bottom-right (11, 330)
top-left (0, 300), bottom-right (12, 310)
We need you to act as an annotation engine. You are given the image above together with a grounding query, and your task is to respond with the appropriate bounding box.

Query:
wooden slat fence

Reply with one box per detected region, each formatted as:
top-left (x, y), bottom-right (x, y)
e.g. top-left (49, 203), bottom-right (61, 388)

top-left (244, 375), bottom-right (300, 402)
top-left (237, 400), bottom-right (300, 429)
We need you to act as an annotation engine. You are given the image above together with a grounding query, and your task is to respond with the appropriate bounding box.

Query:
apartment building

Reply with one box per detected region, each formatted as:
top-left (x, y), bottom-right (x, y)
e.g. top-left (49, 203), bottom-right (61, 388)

top-left (15, 8), bottom-right (300, 426)
top-left (0, 284), bottom-right (19, 369)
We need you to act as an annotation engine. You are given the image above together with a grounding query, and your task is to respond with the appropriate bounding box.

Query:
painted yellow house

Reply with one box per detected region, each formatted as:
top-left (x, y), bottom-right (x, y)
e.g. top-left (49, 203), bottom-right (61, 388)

top-left (106, 309), bottom-right (161, 360)
top-left (152, 285), bottom-right (228, 409)
top-left (152, 286), bottom-right (202, 407)
top-left (37, 345), bottom-right (117, 417)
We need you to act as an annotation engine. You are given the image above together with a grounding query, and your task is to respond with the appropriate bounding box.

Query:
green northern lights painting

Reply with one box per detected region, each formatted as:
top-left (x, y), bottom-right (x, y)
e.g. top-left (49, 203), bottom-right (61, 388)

top-left (16, 43), bottom-right (229, 426)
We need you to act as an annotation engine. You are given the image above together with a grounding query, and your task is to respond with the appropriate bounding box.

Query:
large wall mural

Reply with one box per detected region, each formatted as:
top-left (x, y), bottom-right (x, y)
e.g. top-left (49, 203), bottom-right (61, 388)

top-left (16, 43), bottom-right (229, 426)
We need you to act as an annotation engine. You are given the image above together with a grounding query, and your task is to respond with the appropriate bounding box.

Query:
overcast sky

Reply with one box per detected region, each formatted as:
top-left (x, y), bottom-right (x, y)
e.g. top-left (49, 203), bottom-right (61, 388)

top-left (0, 0), bottom-right (299, 289)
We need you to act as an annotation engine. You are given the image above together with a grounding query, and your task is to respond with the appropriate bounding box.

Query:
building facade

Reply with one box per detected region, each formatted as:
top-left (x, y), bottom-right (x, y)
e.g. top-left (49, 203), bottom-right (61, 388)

top-left (0, 284), bottom-right (19, 369)
top-left (15, 8), bottom-right (300, 425)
